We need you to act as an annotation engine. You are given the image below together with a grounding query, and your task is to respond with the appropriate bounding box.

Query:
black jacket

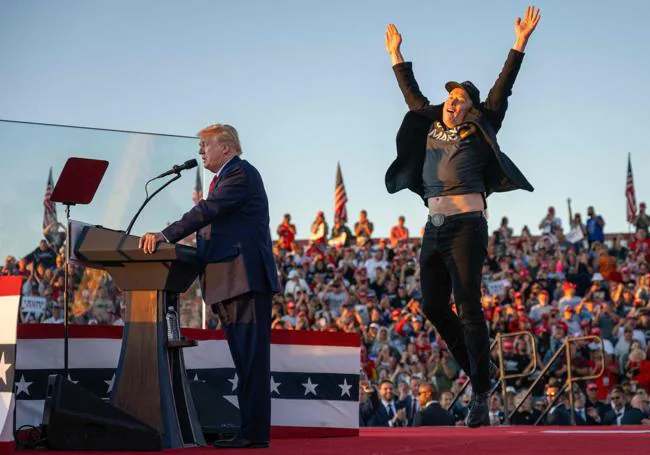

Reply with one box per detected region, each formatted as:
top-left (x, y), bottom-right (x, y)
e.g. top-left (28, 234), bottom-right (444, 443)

top-left (604, 405), bottom-right (648, 425)
top-left (413, 402), bottom-right (455, 427)
top-left (360, 390), bottom-right (408, 427)
top-left (547, 405), bottom-right (596, 425)
top-left (385, 49), bottom-right (534, 206)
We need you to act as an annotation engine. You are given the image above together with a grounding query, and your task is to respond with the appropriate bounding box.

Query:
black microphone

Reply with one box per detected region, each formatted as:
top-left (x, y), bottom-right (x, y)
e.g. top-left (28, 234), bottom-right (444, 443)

top-left (124, 158), bottom-right (198, 235)
top-left (154, 159), bottom-right (198, 179)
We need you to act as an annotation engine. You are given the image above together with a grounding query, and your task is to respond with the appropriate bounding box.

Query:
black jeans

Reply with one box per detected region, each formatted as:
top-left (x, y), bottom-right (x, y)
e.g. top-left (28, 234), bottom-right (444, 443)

top-left (419, 213), bottom-right (490, 394)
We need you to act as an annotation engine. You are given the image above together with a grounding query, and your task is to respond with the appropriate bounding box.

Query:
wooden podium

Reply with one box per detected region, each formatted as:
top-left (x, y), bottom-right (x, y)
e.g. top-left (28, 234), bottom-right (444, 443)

top-left (74, 225), bottom-right (206, 449)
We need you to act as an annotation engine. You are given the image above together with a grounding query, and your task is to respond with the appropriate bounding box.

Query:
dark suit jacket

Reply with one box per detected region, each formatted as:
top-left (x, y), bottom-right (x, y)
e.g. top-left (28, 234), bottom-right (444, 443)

top-left (385, 49), bottom-right (534, 207)
top-left (359, 390), bottom-right (408, 427)
top-left (162, 156), bottom-right (280, 303)
top-left (400, 394), bottom-right (419, 426)
top-left (413, 402), bottom-right (455, 427)
top-left (510, 409), bottom-right (542, 425)
top-left (547, 405), bottom-right (595, 425)
top-left (604, 405), bottom-right (647, 425)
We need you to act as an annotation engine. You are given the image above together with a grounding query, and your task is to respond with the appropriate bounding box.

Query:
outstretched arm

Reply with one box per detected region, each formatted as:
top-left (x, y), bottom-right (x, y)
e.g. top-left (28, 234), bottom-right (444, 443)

top-left (483, 6), bottom-right (541, 132)
top-left (140, 166), bottom-right (248, 254)
top-left (386, 24), bottom-right (432, 111)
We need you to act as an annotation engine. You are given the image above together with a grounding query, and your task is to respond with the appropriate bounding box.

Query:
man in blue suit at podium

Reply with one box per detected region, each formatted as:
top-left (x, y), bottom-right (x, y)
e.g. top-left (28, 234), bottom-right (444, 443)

top-left (140, 123), bottom-right (280, 449)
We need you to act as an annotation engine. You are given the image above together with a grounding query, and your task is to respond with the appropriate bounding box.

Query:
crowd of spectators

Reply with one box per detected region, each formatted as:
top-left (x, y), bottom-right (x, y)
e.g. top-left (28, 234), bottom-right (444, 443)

top-left (3, 200), bottom-right (650, 426)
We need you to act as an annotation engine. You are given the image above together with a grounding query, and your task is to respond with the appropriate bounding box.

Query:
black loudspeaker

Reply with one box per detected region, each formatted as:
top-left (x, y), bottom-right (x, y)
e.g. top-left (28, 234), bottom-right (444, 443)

top-left (189, 380), bottom-right (240, 441)
top-left (41, 374), bottom-right (162, 451)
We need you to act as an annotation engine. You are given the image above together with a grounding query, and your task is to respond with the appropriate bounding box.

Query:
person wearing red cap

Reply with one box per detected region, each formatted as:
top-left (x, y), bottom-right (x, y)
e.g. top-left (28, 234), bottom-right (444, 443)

top-left (276, 213), bottom-right (296, 251)
top-left (384, 6), bottom-right (541, 427)
top-left (309, 211), bottom-right (328, 245)
top-left (584, 381), bottom-right (608, 420)
top-left (558, 281), bottom-right (580, 311)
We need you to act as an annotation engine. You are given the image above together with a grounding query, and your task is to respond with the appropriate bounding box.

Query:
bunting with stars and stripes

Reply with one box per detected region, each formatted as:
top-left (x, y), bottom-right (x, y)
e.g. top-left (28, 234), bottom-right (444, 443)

top-left (1, 277), bottom-right (22, 455)
top-left (14, 325), bottom-right (360, 439)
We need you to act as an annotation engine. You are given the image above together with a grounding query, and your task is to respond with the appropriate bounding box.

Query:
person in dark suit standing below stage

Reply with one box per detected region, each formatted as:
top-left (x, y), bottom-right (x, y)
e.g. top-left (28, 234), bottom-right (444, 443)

top-left (546, 391), bottom-right (600, 426)
top-left (413, 383), bottom-right (454, 427)
top-left (140, 123), bottom-right (280, 449)
top-left (383, 6), bottom-right (541, 427)
top-left (360, 380), bottom-right (409, 427)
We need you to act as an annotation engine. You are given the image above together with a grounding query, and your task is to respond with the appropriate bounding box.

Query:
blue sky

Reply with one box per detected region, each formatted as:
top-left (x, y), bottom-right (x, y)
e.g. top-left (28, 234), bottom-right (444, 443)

top-left (1, 0), bottom-right (649, 256)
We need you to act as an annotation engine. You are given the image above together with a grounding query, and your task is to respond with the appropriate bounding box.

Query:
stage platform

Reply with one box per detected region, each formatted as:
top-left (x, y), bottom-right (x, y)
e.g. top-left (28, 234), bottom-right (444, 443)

top-left (13, 426), bottom-right (650, 455)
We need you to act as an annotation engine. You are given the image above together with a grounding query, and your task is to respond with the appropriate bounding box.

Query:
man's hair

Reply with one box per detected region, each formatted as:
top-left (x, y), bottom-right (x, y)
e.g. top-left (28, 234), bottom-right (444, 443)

top-left (379, 379), bottom-right (394, 388)
top-left (419, 382), bottom-right (439, 401)
top-left (610, 385), bottom-right (624, 396)
top-left (198, 123), bottom-right (242, 155)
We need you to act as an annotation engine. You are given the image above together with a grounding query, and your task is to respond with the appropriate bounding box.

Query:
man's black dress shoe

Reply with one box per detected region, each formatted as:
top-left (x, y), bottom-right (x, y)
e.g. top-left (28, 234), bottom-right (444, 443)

top-left (465, 391), bottom-right (490, 428)
top-left (213, 437), bottom-right (269, 449)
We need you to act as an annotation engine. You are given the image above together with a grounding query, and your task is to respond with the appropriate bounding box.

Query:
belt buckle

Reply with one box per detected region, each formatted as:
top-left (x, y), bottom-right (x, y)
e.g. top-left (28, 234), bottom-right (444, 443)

top-left (430, 213), bottom-right (445, 227)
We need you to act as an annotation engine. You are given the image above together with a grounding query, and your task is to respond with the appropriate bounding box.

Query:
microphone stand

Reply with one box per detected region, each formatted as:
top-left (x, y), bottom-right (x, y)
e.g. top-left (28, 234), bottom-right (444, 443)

top-left (126, 173), bottom-right (182, 236)
top-left (63, 203), bottom-right (73, 381)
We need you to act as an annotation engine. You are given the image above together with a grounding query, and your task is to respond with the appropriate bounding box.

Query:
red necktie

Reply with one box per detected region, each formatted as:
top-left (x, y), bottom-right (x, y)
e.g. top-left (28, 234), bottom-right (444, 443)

top-left (209, 175), bottom-right (218, 192)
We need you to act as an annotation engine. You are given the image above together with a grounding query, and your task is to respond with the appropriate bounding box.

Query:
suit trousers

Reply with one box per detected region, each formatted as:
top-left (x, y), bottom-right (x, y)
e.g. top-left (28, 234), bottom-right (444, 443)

top-left (419, 214), bottom-right (491, 394)
top-left (213, 292), bottom-right (272, 441)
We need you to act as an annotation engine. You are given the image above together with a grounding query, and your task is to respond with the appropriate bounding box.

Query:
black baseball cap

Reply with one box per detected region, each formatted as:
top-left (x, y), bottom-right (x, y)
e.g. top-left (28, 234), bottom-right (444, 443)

top-left (445, 81), bottom-right (481, 107)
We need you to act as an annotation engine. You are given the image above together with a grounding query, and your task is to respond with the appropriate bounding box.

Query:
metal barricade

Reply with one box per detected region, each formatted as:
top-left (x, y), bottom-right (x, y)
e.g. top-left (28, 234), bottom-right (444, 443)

top-left (507, 335), bottom-right (605, 425)
top-left (495, 331), bottom-right (538, 424)
top-left (449, 331), bottom-right (538, 415)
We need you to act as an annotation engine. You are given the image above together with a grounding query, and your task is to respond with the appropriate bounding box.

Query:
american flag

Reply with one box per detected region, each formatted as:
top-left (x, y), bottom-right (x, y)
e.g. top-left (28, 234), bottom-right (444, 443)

top-left (42, 167), bottom-right (57, 230)
top-left (14, 325), bottom-right (359, 439)
top-left (192, 166), bottom-right (203, 206)
top-left (626, 153), bottom-right (637, 224)
top-left (334, 162), bottom-right (348, 223)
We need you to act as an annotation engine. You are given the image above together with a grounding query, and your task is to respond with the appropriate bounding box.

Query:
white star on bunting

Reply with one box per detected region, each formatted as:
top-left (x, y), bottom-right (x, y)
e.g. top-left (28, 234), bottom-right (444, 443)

top-left (0, 352), bottom-right (11, 385)
top-left (338, 378), bottom-right (352, 397)
top-left (270, 376), bottom-right (281, 395)
top-left (302, 377), bottom-right (318, 396)
top-left (228, 373), bottom-right (239, 392)
top-left (105, 373), bottom-right (115, 394)
top-left (15, 375), bottom-right (33, 396)
top-left (223, 395), bottom-right (239, 409)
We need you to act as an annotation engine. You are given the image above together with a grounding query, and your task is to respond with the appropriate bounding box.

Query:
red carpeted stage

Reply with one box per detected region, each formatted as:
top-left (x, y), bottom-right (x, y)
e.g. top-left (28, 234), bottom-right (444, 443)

top-left (13, 426), bottom-right (650, 455)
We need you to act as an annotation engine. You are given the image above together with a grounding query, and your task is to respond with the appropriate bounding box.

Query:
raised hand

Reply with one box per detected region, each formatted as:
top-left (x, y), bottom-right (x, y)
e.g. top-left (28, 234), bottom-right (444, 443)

top-left (385, 24), bottom-right (402, 54)
top-left (513, 5), bottom-right (541, 52)
top-left (385, 24), bottom-right (404, 65)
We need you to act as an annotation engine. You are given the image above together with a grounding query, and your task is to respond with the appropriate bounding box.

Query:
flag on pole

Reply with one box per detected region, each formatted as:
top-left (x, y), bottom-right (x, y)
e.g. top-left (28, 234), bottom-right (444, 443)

top-left (626, 153), bottom-right (637, 224)
top-left (43, 167), bottom-right (57, 230)
top-left (334, 162), bottom-right (348, 223)
top-left (192, 166), bottom-right (203, 206)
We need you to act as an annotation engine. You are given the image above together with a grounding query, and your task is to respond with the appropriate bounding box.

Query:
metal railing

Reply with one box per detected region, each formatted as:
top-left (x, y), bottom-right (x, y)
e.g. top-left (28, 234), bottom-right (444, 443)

top-left (507, 335), bottom-right (605, 425)
top-left (449, 331), bottom-right (538, 414)
top-left (495, 331), bottom-right (538, 424)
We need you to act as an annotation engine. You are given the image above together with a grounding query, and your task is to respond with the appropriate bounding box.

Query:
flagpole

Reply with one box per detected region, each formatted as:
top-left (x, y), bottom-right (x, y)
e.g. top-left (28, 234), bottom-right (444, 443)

top-left (626, 152), bottom-right (636, 238)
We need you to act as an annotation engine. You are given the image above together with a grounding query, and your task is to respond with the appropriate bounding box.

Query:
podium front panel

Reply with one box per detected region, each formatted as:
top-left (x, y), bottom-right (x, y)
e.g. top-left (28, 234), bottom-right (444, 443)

top-left (112, 290), bottom-right (163, 433)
